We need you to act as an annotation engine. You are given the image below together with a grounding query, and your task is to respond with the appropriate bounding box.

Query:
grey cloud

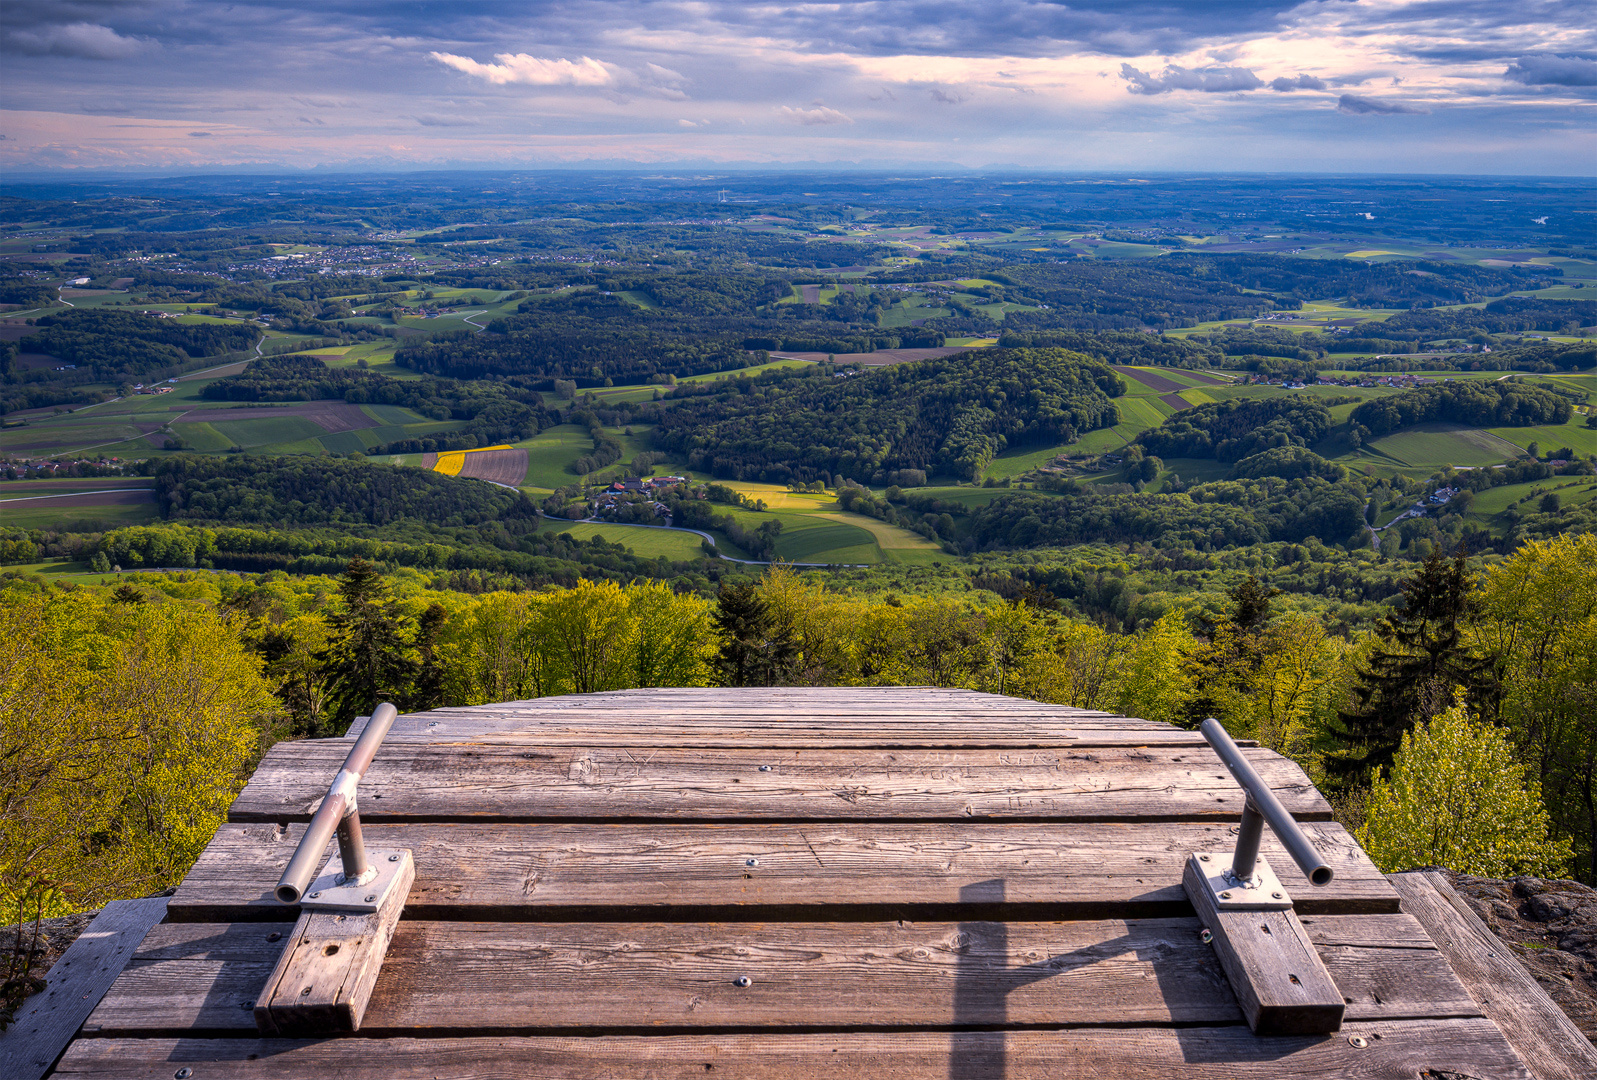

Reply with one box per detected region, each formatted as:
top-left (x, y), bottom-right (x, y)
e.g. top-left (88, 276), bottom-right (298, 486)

top-left (187, 130), bottom-right (212, 137)
top-left (1120, 63), bottom-right (1262, 94)
top-left (1504, 54), bottom-right (1597, 86)
top-left (413, 113), bottom-right (479, 127)
top-left (928, 87), bottom-right (967, 104)
top-left (1337, 94), bottom-right (1429, 115)
top-left (297, 115), bottom-right (325, 126)
top-left (1270, 74), bottom-right (1327, 92)
top-left (4, 21), bottom-right (146, 59)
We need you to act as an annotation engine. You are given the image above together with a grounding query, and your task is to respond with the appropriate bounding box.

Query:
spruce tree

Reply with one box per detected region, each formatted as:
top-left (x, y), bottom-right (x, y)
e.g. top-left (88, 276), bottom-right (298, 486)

top-left (1326, 549), bottom-right (1492, 784)
top-left (714, 581), bottom-right (796, 687)
top-left (322, 557), bottom-right (418, 733)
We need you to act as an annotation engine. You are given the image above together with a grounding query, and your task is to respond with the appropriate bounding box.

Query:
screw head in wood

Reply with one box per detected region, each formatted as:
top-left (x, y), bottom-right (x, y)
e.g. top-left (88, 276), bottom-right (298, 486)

top-left (1200, 929), bottom-right (1213, 945)
top-left (1272, 891), bottom-right (1283, 899)
top-left (734, 975), bottom-right (752, 987)
top-left (1347, 1035), bottom-right (1368, 1048)
top-left (745, 859), bottom-right (758, 867)
top-left (309, 891), bottom-right (321, 899)
top-left (759, 765), bottom-right (771, 771)
top-left (1199, 854), bottom-right (1210, 861)
top-left (365, 894), bottom-right (376, 903)
top-left (1219, 891), bottom-right (1232, 899)
top-left (389, 854), bottom-right (400, 862)
top-left (175, 1070), bottom-right (193, 1079)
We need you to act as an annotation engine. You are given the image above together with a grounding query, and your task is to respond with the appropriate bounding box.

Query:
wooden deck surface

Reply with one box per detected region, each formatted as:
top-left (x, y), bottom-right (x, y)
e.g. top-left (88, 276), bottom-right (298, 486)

top-left (56, 688), bottom-right (1562, 1077)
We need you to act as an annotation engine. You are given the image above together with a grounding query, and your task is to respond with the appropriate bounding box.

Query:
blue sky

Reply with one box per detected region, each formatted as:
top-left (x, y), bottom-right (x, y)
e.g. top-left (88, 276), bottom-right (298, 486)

top-left (1, 1), bottom-right (1593, 174)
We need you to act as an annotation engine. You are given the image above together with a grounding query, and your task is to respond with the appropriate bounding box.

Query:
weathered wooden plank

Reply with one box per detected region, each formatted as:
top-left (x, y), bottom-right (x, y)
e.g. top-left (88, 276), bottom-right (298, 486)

top-left (1389, 871), bottom-right (1597, 1080)
top-left (230, 743), bottom-right (1325, 824)
top-left (369, 719), bottom-right (1206, 748)
top-left (171, 821), bottom-right (1397, 922)
top-left (1184, 859), bottom-right (1344, 1035)
top-left (53, 1020), bottom-right (1535, 1079)
top-left (87, 914), bottom-right (1477, 1036)
top-left (0, 897), bottom-right (169, 1080)
top-left (254, 851), bottom-right (414, 1035)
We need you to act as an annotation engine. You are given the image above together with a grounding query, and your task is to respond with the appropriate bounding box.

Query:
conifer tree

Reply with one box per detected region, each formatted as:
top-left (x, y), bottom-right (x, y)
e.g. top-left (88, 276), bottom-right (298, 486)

top-left (322, 557), bottom-right (418, 733)
top-left (714, 581), bottom-right (796, 687)
top-left (1326, 549), bottom-right (1492, 784)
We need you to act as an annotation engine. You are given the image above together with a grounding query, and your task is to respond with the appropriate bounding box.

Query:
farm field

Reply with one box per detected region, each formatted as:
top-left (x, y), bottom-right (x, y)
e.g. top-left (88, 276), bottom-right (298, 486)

top-left (458, 448), bottom-right (530, 486)
top-left (517, 425), bottom-right (600, 490)
top-left (1485, 418), bottom-right (1597, 458)
top-left (714, 503), bottom-right (885, 564)
top-left (1362, 423), bottom-right (1525, 468)
top-left (1467, 476), bottom-right (1597, 523)
top-left (536, 520), bottom-right (707, 561)
top-left (0, 477), bottom-right (152, 495)
top-left (1, 496), bottom-right (158, 529)
top-left (984, 442), bottom-right (1075, 480)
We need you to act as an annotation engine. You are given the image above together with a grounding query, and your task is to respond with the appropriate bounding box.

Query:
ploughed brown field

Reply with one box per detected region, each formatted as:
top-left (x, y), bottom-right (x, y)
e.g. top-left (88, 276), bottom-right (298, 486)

top-left (773, 346), bottom-right (977, 366)
top-left (174, 400), bottom-right (372, 433)
top-left (1161, 392), bottom-right (1194, 411)
top-left (1111, 366), bottom-right (1189, 393)
top-left (458, 448), bottom-right (529, 487)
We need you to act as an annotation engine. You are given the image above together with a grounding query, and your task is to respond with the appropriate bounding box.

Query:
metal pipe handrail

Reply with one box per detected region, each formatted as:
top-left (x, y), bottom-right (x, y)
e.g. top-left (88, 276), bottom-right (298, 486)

top-left (1199, 718), bottom-right (1333, 887)
top-left (275, 703), bottom-right (399, 904)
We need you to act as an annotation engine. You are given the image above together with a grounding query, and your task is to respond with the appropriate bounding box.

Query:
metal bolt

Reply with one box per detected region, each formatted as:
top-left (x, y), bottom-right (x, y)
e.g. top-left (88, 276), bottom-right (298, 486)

top-left (734, 976), bottom-right (752, 988)
top-left (759, 765), bottom-right (771, 772)
top-left (365, 894), bottom-right (376, 903)
top-left (1199, 854), bottom-right (1210, 862)
top-left (300, 986), bottom-right (313, 997)
top-left (1272, 891), bottom-right (1283, 899)
top-left (1219, 891), bottom-right (1232, 899)
top-left (175, 1070), bottom-right (193, 1080)
top-left (389, 854), bottom-right (400, 862)
top-left (240, 1000), bottom-right (255, 1011)
top-left (1347, 1035), bottom-right (1368, 1049)
top-left (309, 891), bottom-right (321, 899)
top-left (745, 859), bottom-right (758, 867)
top-left (1199, 929), bottom-right (1213, 945)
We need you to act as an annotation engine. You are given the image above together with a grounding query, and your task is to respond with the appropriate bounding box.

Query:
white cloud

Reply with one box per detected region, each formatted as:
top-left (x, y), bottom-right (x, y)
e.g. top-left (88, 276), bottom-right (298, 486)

top-left (430, 51), bottom-right (615, 87)
top-left (779, 105), bottom-right (852, 125)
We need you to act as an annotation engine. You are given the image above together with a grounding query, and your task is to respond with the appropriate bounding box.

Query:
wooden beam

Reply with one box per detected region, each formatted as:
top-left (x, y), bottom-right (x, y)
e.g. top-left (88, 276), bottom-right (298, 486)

top-left (53, 1020), bottom-right (1535, 1079)
top-left (229, 743), bottom-right (1327, 824)
top-left (169, 820), bottom-right (1399, 922)
top-left (1183, 858), bottom-right (1344, 1035)
top-left (89, 914), bottom-right (1476, 1036)
top-left (253, 852), bottom-right (414, 1036)
top-left (1389, 871), bottom-right (1597, 1080)
top-left (0, 896), bottom-right (169, 1080)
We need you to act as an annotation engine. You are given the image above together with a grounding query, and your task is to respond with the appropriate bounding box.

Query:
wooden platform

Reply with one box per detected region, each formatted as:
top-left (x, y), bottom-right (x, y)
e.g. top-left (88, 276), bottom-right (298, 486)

top-left (51, 688), bottom-right (1584, 1077)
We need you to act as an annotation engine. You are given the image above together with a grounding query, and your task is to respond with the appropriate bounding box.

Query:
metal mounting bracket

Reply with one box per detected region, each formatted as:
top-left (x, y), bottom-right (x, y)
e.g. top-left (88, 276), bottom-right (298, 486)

top-left (298, 848), bottom-right (411, 913)
top-left (1187, 852), bottom-right (1293, 911)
